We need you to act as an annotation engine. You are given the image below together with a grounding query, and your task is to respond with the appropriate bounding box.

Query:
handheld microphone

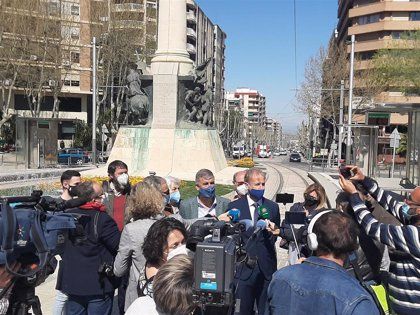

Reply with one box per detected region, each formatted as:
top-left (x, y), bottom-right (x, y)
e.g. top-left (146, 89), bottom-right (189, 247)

top-left (251, 219), bottom-right (267, 238)
top-left (257, 205), bottom-right (270, 220)
top-left (239, 219), bottom-right (253, 231)
top-left (227, 208), bottom-right (240, 222)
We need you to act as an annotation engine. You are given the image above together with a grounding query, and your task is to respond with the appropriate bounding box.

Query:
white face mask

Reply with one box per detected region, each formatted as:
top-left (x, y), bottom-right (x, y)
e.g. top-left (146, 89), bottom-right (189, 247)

top-left (236, 184), bottom-right (248, 196)
top-left (117, 173), bottom-right (129, 186)
top-left (167, 244), bottom-right (189, 260)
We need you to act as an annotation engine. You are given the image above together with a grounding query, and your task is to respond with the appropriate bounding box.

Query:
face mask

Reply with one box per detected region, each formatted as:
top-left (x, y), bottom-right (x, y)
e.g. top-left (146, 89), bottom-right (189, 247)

top-left (167, 244), bottom-right (189, 261)
top-left (164, 193), bottom-right (171, 205)
top-left (117, 173), bottom-right (129, 187)
top-left (304, 195), bottom-right (318, 207)
top-left (236, 184), bottom-right (248, 196)
top-left (68, 185), bottom-right (78, 197)
top-left (249, 189), bottom-right (264, 201)
top-left (199, 186), bottom-right (216, 199)
top-left (170, 191), bottom-right (181, 204)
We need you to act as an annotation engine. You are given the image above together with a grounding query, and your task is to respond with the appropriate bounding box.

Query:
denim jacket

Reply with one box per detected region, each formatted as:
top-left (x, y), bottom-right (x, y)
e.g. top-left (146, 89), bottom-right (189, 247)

top-left (265, 256), bottom-right (380, 315)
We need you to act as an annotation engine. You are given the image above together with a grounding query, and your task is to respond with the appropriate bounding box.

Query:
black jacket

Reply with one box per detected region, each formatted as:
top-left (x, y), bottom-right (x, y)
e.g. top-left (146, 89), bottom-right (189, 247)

top-left (59, 208), bottom-right (121, 296)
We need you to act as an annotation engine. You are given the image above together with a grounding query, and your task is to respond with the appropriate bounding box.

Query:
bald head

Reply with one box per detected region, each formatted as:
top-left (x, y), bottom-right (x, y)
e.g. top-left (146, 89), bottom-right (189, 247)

top-left (233, 170), bottom-right (246, 187)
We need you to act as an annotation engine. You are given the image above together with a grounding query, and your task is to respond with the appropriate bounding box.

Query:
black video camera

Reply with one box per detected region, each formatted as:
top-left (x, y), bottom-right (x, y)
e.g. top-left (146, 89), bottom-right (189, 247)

top-left (0, 191), bottom-right (85, 278)
top-left (188, 219), bottom-right (246, 311)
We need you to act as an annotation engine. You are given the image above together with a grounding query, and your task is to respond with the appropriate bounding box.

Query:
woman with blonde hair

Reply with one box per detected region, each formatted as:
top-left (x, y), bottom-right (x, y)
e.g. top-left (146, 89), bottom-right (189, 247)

top-left (290, 183), bottom-right (327, 216)
top-left (114, 181), bottom-right (165, 312)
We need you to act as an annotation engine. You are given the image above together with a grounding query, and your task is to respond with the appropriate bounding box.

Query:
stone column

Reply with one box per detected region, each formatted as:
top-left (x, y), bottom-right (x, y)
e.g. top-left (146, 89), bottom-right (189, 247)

top-left (151, 0), bottom-right (193, 129)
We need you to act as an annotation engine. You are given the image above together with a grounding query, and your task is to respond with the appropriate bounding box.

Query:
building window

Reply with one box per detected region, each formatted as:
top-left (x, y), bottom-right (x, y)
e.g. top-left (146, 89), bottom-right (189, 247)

top-left (409, 12), bottom-right (420, 21)
top-left (70, 80), bottom-right (80, 87)
top-left (70, 52), bottom-right (80, 63)
top-left (358, 13), bottom-right (380, 25)
top-left (71, 5), bottom-right (79, 16)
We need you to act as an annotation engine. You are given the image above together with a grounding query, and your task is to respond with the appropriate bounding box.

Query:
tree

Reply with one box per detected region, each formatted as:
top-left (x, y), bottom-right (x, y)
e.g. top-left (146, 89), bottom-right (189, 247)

top-left (371, 30), bottom-right (420, 96)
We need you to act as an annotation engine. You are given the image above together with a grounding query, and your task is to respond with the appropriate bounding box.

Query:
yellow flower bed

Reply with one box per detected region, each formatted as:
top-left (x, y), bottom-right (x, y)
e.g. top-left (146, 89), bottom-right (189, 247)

top-left (228, 157), bottom-right (255, 168)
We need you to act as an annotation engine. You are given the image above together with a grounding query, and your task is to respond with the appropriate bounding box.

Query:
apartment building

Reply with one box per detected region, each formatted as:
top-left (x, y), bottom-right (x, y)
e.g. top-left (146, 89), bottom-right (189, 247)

top-left (337, 0), bottom-right (420, 107)
top-left (186, 0), bottom-right (227, 108)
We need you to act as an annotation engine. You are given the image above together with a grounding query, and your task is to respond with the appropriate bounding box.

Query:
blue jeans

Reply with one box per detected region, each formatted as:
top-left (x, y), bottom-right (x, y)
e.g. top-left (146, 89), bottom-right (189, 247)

top-left (53, 290), bottom-right (68, 315)
top-left (66, 294), bottom-right (113, 315)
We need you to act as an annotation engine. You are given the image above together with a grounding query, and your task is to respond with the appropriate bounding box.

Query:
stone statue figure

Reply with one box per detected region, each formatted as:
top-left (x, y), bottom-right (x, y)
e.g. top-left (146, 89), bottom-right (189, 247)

top-left (183, 58), bottom-right (214, 127)
top-left (126, 67), bottom-right (149, 125)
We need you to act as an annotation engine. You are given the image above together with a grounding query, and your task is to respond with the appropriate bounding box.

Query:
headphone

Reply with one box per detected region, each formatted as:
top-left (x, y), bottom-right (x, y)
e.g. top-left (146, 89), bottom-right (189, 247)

top-left (307, 210), bottom-right (333, 251)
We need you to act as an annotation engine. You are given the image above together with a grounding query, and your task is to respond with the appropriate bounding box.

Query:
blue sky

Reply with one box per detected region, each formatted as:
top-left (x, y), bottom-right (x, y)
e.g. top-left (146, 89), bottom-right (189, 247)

top-left (196, 0), bottom-right (338, 133)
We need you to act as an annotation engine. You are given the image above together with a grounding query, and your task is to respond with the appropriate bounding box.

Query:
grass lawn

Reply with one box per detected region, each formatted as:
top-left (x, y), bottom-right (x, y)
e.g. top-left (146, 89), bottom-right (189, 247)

top-left (179, 181), bottom-right (234, 199)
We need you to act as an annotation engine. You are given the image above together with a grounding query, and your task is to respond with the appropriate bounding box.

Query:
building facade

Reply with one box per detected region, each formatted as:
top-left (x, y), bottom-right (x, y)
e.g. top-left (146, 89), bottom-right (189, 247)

top-left (337, 0), bottom-right (420, 106)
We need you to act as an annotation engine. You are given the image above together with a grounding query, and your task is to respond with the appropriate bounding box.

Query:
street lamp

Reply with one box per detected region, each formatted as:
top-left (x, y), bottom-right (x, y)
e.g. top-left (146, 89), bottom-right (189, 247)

top-left (346, 34), bottom-right (355, 164)
top-left (92, 36), bottom-right (97, 167)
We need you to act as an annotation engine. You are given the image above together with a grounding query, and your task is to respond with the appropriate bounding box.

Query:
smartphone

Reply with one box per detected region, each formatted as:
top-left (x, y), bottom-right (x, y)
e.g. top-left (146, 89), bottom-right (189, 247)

top-left (339, 166), bottom-right (354, 179)
top-left (285, 211), bottom-right (306, 225)
top-left (276, 193), bottom-right (294, 204)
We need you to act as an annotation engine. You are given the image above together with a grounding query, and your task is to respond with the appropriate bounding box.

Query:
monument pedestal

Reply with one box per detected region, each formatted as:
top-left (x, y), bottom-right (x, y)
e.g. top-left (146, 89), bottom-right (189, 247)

top-left (107, 126), bottom-right (228, 179)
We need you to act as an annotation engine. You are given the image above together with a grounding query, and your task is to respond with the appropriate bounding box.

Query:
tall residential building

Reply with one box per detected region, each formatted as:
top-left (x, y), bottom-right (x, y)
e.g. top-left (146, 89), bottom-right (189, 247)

top-left (1, 0), bottom-right (225, 132)
top-left (337, 0), bottom-right (420, 107)
top-left (186, 0), bottom-right (227, 108)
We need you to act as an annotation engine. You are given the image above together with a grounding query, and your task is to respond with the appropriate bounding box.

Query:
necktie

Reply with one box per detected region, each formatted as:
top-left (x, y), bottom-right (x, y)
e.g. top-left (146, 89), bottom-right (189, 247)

top-left (253, 202), bottom-right (259, 224)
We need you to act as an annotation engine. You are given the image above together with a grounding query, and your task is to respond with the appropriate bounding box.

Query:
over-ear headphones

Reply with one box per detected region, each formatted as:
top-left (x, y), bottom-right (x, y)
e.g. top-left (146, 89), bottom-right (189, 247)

top-left (307, 210), bottom-right (333, 251)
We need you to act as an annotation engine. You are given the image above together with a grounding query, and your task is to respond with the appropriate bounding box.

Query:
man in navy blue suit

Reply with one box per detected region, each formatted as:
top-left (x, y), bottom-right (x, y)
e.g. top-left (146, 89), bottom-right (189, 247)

top-left (227, 168), bottom-right (280, 315)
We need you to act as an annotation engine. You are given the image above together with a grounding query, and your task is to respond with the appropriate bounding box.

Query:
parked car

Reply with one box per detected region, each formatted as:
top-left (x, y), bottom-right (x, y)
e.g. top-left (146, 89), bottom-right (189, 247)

top-left (273, 151), bottom-right (280, 156)
top-left (279, 149), bottom-right (288, 156)
top-left (289, 152), bottom-right (301, 162)
top-left (58, 148), bottom-right (89, 165)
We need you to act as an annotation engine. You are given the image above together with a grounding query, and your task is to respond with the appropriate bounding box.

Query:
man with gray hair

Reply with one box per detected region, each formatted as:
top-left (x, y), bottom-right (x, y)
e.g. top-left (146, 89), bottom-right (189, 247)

top-left (227, 167), bottom-right (280, 315)
top-left (232, 170), bottom-right (247, 200)
top-left (179, 169), bottom-right (230, 219)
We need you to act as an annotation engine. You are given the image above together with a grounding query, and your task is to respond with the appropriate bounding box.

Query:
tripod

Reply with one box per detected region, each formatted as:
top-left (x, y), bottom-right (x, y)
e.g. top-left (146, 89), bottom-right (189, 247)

top-left (9, 283), bottom-right (42, 315)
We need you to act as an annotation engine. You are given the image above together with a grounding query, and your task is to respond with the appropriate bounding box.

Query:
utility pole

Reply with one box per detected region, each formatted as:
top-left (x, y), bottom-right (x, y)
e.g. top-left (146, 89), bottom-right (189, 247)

top-left (338, 80), bottom-right (344, 165)
top-left (92, 36), bottom-right (97, 166)
top-left (346, 34), bottom-right (355, 164)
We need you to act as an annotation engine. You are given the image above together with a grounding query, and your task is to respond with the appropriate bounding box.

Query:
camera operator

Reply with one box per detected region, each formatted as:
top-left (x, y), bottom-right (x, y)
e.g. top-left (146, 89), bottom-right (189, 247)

top-left (125, 255), bottom-right (195, 315)
top-left (54, 170), bottom-right (81, 315)
top-left (59, 181), bottom-right (121, 315)
top-left (265, 210), bottom-right (380, 315)
top-left (227, 168), bottom-right (280, 315)
top-left (339, 166), bottom-right (420, 315)
top-left (335, 192), bottom-right (390, 284)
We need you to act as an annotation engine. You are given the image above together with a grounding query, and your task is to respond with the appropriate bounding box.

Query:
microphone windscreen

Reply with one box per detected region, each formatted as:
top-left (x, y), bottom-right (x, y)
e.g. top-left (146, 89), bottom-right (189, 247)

top-left (239, 219), bottom-right (253, 231)
top-left (256, 219), bottom-right (267, 230)
top-left (257, 205), bottom-right (270, 219)
top-left (227, 208), bottom-right (241, 222)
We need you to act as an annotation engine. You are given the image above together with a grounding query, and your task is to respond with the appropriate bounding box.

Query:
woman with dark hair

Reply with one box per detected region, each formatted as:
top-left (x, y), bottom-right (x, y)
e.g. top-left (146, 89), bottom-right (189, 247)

top-left (139, 217), bottom-right (188, 298)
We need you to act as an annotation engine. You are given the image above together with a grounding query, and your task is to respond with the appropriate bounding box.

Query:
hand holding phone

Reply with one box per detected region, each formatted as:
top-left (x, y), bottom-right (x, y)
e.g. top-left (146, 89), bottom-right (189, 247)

top-left (339, 166), bottom-right (355, 179)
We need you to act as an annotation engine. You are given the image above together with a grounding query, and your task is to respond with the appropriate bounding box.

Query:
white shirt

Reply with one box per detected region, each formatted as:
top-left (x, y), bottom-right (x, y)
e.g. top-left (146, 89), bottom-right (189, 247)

top-left (125, 296), bottom-right (159, 315)
top-left (197, 197), bottom-right (217, 218)
top-left (247, 195), bottom-right (262, 222)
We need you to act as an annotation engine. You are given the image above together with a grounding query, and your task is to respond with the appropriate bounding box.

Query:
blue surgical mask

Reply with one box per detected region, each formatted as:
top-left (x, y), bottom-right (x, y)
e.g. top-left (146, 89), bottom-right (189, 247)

top-left (199, 186), bottom-right (216, 199)
top-left (170, 191), bottom-right (181, 204)
top-left (249, 189), bottom-right (264, 201)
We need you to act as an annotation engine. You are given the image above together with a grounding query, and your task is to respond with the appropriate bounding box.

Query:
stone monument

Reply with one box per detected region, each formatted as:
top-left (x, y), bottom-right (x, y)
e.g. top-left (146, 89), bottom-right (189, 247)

top-left (106, 0), bottom-right (229, 180)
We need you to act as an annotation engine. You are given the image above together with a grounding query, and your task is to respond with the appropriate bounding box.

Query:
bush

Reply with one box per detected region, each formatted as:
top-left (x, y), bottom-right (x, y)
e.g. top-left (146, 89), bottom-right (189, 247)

top-left (228, 157), bottom-right (255, 168)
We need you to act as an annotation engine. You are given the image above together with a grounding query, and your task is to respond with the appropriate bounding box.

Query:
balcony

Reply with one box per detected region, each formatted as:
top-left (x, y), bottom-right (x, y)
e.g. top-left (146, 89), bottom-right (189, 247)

top-left (186, 0), bottom-right (196, 10)
top-left (186, 43), bottom-right (196, 54)
top-left (113, 3), bottom-right (144, 13)
top-left (113, 20), bottom-right (144, 29)
top-left (350, 38), bottom-right (396, 52)
top-left (186, 27), bottom-right (196, 39)
top-left (187, 11), bottom-right (196, 24)
top-left (349, 20), bottom-right (420, 35)
top-left (350, 1), bottom-right (420, 18)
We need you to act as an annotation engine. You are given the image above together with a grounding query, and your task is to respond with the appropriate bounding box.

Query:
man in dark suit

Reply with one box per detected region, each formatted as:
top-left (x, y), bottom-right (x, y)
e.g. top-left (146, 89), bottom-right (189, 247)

top-left (179, 169), bottom-right (230, 219)
top-left (227, 168), bottom-right (280, 315)
top-left (59, 181), bottom-right (121, 315)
